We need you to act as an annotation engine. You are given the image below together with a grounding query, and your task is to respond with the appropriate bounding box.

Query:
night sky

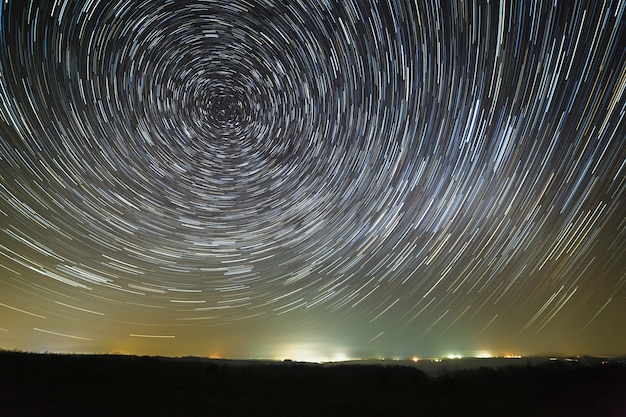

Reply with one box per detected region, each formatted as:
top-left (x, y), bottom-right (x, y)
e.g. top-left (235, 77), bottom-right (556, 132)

top-left (0, 0), bottom-right (624, 361)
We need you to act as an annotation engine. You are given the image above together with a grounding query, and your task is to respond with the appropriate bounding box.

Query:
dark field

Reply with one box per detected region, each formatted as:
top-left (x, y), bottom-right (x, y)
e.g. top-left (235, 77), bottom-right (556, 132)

top-left (1, 351), bottom-right (625, 416)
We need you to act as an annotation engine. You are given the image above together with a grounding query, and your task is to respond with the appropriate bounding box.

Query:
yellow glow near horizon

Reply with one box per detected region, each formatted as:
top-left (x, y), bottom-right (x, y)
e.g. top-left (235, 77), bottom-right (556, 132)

top-left (330, 352), bottom-right (349, 362)
top-left (276, 343), bottom-right (350, 363)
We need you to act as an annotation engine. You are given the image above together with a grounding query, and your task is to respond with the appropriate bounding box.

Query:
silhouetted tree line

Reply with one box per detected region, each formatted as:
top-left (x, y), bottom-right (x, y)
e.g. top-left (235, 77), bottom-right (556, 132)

top-left (1, 350), bottom-right (625, 417)
top-left (439, 357), bottom-right (626, 386)
top-left (1, 349), bottom-right (623, 382)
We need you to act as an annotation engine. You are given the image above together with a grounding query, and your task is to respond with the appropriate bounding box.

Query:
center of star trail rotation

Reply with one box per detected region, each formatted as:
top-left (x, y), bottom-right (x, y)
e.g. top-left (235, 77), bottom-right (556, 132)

top-left (0, 0), bottom-right (624, 358)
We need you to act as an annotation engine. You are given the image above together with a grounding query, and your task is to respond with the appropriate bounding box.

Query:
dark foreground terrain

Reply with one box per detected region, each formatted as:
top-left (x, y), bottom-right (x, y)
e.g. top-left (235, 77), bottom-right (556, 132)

top-left (1, 351), bottom-right (625, 416)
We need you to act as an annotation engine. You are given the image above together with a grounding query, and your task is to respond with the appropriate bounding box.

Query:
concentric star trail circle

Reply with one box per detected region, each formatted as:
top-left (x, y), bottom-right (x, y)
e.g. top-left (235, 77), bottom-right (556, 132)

top-left (0, 0), bottom-right (624, 357)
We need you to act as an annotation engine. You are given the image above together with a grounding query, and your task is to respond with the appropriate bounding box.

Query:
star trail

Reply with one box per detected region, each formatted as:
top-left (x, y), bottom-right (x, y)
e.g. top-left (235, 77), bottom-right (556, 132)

top-left (0, 0), bottom-right (624, 360)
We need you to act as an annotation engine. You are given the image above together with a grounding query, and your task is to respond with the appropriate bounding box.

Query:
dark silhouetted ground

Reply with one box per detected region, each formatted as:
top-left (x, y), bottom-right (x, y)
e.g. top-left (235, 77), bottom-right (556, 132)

top-left (0, 351), bottom-right (625, 416)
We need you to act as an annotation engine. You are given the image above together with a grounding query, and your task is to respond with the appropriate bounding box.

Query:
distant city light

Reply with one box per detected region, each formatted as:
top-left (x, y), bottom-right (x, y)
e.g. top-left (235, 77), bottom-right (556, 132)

top-left (275, 343), bottom-right (350, 363)
top-left (331, 352), bottom-right (348, 362)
